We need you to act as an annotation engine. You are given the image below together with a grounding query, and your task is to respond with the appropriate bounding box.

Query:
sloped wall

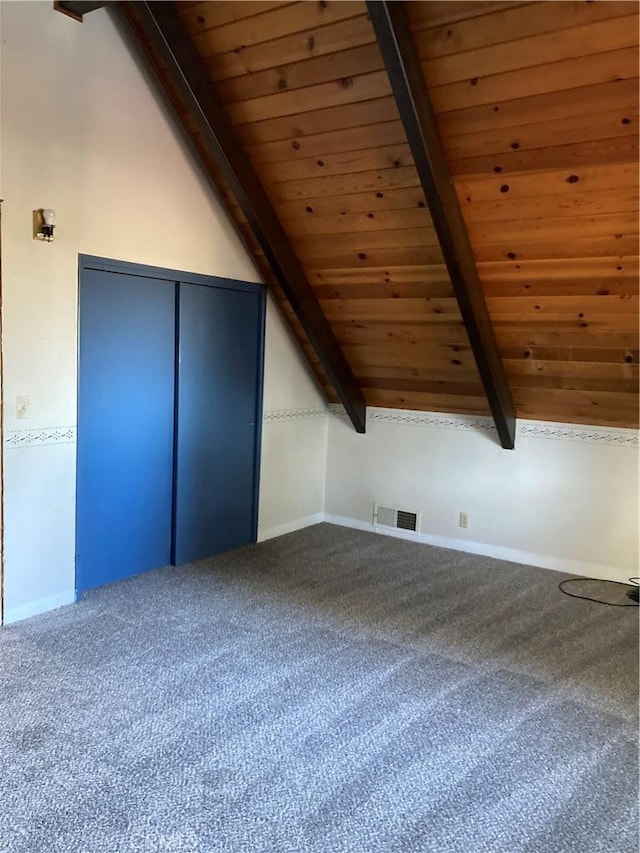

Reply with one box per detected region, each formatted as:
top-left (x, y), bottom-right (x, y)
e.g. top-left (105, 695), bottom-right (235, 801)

top-left (0, 2), bottom-right (326, 622)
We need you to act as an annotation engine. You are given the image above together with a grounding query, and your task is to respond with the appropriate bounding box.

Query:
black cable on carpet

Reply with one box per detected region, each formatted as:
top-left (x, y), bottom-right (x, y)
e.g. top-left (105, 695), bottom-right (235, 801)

top-left (559, 576), bottom-right (640, 607)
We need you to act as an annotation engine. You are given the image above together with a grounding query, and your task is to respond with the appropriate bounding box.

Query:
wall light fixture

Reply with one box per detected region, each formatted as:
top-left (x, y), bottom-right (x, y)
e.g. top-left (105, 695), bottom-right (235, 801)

top-left (35, 208), bottom-right (56, 242)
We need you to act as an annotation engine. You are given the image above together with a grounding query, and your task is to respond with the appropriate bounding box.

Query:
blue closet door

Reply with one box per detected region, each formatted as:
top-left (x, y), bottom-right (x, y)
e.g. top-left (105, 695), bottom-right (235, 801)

top-left (174, 282), bottom-right (262, 565)
top-left (76, 268), bottom-right (176, 592)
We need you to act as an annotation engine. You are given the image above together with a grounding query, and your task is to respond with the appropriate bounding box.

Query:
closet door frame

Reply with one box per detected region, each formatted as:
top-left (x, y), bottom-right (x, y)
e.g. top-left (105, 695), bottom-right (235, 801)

top-left (76, 254), bottom-right (266, 588)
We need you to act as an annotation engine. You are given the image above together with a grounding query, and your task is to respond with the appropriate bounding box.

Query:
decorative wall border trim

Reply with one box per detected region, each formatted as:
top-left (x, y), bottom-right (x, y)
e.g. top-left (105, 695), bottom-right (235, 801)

top-left (5, 426), bottom-right (76, 449)
top-left (369, 408), bottom-right (496, 434)
top-left (517, 421), bottom-right (638, 447)
top-left (263, 407), bottom-right (328, 422)
top-left (330, 404), bottom-right (495, 434)
top-left (5, 410), bottom-right (636, 447)
top-left (330, 405), bottom-right (638, 447)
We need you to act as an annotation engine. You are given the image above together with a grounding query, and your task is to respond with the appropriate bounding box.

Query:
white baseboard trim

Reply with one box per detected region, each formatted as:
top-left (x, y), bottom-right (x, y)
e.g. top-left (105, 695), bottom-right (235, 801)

top-left (3, 590), bottom-right (77, 625)
top-left (324, 514), bottom-right (629, 583)
top-left (258, 512), bottom-right (325, 543)
top-left (2, 515), bottom-right (627, 623)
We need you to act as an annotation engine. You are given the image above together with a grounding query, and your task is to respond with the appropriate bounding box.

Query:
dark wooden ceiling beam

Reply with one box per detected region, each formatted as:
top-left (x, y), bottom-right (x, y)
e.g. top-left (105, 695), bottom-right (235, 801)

top-left (54, 1), bottom-right (107, 22)
top-left (367, 1), bottom-right (516, 449)
top-left (117, 1), bottom-right (366, 433)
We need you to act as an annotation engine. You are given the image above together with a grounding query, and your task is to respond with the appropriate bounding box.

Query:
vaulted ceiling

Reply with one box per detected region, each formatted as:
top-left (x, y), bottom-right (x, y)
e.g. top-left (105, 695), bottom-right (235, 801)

top-left (61, 1), bottom-right (640, 440)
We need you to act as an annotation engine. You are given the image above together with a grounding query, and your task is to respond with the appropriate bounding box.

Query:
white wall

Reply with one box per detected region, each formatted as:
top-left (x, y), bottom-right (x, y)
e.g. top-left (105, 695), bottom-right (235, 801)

top-left (325, 410), bottom-right (639, 582)
top-left (0, 2), bottom-right (326, 622)
top-left (259, 305), bottom-right (328, 541)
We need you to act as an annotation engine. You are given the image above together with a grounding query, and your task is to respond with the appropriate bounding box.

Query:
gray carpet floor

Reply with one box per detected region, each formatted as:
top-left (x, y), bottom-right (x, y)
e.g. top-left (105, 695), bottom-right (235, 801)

top-left (0, 523), bottom-right (637, 853)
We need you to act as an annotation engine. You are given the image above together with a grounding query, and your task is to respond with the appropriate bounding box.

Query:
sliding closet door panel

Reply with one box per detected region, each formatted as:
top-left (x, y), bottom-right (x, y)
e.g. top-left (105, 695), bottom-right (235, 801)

top-left (175, 283), bottom-right (262, 565)
top-left (77, 269), bottom-right (176, 592)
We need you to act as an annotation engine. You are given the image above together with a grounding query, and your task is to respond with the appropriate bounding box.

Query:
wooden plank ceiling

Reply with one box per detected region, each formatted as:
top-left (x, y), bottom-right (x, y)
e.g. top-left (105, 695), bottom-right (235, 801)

top-left (127, 0), bottom-right (639, 430)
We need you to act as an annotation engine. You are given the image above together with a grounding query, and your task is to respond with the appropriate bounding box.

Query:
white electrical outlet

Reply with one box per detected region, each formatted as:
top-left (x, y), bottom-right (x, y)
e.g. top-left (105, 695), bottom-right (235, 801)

top-left (459, 512), bottom-right (469, 529)
top-left (16, 396), bottom-right (30, 419)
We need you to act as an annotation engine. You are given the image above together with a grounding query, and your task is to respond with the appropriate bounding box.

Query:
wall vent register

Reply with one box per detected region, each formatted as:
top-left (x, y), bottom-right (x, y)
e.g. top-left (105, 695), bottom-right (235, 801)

top-left (374, 505), bottom-right (420, 533)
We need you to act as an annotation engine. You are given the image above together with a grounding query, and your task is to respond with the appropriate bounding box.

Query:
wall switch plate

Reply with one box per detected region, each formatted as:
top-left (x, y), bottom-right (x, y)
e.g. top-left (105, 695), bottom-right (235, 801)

top-left (459, 511), bottom-right (469, 529)
top-left (16, 396), bottom-right (30, 419)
